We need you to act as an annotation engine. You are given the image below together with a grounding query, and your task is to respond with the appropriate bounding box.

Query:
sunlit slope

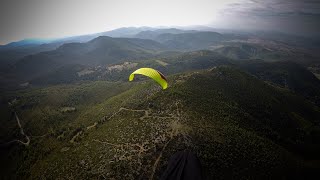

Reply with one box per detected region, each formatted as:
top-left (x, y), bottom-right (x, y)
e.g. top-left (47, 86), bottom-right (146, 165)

top-left (2, 67), bottom-right (320, 179)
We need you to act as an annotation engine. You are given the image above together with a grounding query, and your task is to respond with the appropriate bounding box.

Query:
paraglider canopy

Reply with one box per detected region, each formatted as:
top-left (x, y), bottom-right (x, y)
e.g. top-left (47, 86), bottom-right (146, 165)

top-left (129, 68), bottom-right (168, 89)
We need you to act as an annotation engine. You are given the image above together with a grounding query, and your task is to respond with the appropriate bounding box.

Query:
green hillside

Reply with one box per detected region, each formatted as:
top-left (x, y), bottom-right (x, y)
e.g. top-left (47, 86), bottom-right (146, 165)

top-left (238, 60), bottom-right (320, 106)
top-left (214, 46), bottom-right (252, 59)
top-left (5, 50), bottom-right (231, 87)
top-left (1, 67), bottom-right (320, 179)
top-left (214, 43), bottom-right (318, 65)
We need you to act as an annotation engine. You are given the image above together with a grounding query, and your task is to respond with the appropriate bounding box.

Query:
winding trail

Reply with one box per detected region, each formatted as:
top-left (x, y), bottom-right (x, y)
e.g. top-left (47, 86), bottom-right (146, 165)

top-left (15, 112), bottom-right (30, 146)
top-left (93, 139), bottom-right (122, 147)
top-left (1, 112), bottom-right (30, 146)
top-left (149, 127), bottom-right (175, 180)
top-left (90, 102), bottom-right (185, 179)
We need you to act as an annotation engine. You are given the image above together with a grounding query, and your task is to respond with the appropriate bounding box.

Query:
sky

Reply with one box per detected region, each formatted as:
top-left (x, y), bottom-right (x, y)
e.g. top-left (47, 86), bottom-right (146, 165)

top-left (0, 0), bottom-right (319, 45)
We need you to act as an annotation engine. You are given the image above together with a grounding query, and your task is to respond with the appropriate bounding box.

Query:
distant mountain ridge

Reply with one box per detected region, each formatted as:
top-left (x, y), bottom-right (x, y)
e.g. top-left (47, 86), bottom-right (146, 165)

top-left (1, 26), bottom-right (320, 91)
top-left (0, 27), bottom-right (158, 66)
top-left (1, 39), bottom-right (55, 48)
top-left (134, 28), bottom-right (198, 39)
top-left (9, 36), bottom-right (166, 82)
top-left (136, 30), bottom-right (226, 50)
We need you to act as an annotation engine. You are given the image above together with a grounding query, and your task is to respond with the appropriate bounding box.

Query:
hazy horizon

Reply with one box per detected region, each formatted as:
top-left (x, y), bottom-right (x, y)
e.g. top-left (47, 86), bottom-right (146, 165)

top-left (1, 0), bottom-right (320, 45)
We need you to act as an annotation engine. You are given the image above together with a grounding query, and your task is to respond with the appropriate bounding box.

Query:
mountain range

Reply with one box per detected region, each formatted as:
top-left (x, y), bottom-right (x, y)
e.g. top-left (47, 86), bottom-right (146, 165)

top-left (1, 26), bottom-right (320, 179)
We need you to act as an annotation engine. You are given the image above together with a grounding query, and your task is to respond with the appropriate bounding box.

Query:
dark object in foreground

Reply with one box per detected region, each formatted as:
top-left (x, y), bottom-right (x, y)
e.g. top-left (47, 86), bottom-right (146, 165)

top-left (161, 151), bottom-right (203, 180)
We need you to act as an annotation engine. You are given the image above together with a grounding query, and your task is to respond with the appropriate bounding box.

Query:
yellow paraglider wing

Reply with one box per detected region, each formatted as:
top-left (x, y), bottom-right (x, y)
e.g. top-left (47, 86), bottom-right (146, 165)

top-left (129, 68), bottom-right (168, 89)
